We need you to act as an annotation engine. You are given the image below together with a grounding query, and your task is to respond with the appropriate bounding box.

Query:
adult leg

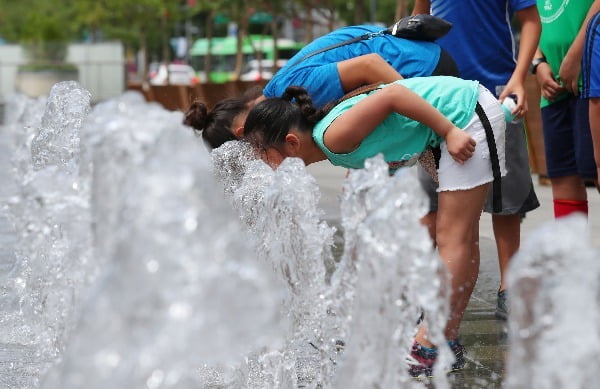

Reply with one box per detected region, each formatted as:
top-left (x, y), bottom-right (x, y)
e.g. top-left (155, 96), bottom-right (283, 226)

top-left (415, 184), bottom-right (488, 345)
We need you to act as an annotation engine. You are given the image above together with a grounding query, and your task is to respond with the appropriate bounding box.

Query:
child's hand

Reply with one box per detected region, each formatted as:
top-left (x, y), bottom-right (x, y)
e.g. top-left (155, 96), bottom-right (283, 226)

top-left (445, 127), bottom-right (476, 164)
top-left (535, 63), bottom-right (565, 101)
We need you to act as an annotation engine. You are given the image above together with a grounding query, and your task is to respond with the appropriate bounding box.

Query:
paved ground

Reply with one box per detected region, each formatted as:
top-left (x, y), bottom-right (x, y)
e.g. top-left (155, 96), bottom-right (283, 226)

top-left (307, 161), bottom-right (600, 387)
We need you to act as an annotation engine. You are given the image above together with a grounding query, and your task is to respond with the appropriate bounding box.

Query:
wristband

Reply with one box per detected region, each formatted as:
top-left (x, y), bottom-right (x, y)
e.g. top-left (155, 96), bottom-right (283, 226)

top-left (530, 57), bottom-right (547, 75)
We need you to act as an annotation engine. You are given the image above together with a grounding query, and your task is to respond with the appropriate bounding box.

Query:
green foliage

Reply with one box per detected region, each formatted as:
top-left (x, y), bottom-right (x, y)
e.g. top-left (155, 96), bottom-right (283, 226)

top-left (333, 0), bottom-right (415, 25)
top-left (18, 63), bottom-right (79, 72)
top-left (0, 0), bottom-right (80, 63)
top-left (0, 0), bottom-right (418, 65)
top-left (0, 0), bottom-right (185, 61)
top-left (98, 0), bottom-right (185, 60)
top-left (0, 0), bottom-right (78, 43)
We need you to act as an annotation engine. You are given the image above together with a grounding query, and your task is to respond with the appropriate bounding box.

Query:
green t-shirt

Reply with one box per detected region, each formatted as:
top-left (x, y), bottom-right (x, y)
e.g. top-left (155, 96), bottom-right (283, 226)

top-left (312, 76), bottom-right (480, 170)
top-left (537, 0), bottom-right (594, 107)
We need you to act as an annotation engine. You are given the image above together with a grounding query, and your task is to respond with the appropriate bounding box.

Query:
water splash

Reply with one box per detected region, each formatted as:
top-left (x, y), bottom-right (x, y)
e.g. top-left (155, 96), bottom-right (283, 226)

top-left (41, 122), bottom-right (287, 388)
top-left (30, 81), bottom-right (91, 171)
top-left (212, 143), bottom-right (338, 387)
top-left (2, 83), bottom-right (594, 389)
top-left (505, 215), bottom-right (600, 389)
top-left (0, 82), bottom-right (93, 389)
top-left (1, 87), bottom-right (287, 388)
top-left (331, 156), bottom-right (451, 388)
top-left (211, 146), bottom-right (453, 388)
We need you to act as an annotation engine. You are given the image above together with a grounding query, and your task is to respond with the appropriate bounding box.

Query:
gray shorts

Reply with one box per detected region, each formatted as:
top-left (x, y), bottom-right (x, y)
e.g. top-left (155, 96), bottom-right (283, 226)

top-left (418, 119), bottom-right (540, 215)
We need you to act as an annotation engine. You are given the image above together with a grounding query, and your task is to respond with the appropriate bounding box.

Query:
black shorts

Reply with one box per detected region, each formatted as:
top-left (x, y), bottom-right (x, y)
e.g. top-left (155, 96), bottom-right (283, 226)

top-left (541, 97), bottom-right (597, 179)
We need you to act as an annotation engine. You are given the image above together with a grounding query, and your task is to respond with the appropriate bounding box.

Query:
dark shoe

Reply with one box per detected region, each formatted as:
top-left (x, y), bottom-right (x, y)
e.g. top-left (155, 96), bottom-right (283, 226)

top-left (448, 340), bottom-right (466, 371)
top-left (407, 340), bottom-right (466, 377)
top-left (495, 289), bottom-right (509, 320)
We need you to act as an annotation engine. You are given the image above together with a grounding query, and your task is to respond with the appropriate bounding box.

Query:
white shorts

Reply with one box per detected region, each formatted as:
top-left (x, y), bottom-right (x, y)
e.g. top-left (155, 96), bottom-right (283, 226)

top-left (437, 85), bottom-right (507, 192)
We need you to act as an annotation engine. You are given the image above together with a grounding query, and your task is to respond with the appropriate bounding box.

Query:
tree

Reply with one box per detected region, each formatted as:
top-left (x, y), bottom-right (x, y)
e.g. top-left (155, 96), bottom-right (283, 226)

top-left (98, 0), bottom-right (185, 80)
top-left (187, 0), bottom-right (230, 81)
top-left (0, 0), bottom-right (79, 66)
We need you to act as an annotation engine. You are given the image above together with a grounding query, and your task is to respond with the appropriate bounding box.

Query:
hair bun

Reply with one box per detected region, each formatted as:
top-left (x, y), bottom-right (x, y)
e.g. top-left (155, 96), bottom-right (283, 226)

top-left (183, 100), bottom-right (209, 133)
top-left (282, 85), bottom-right (307, 101)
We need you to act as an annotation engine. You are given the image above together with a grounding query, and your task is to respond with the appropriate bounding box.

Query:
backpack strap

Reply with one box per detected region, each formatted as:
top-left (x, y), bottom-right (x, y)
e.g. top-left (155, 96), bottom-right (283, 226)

top-left (287, 30), bottom-right (386, 68)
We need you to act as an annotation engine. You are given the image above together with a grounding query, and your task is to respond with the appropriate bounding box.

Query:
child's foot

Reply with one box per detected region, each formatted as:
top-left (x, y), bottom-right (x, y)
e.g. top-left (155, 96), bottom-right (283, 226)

top-left (407, 340), bottom-right (466, 378)
top-left (407, 342), bottom-right (436, 377)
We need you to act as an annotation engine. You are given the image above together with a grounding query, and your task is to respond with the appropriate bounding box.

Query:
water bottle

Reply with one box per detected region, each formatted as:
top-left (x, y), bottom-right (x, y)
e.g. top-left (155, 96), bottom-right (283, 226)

top-left (501, 96), bottom-right (518, 123)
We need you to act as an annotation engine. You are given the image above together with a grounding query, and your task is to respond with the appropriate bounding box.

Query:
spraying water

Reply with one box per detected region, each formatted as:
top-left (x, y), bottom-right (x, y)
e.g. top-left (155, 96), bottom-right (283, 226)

top-left (504, 214), bottom-right (600, 389)
top-left (1, 82), bottom-right (92, 388)
top-left (2, 82), bottom-right (594, 388)
top-left (331, 156), bottom-right (451, 389)
top-left (1, 84), bottom-right (287, 388)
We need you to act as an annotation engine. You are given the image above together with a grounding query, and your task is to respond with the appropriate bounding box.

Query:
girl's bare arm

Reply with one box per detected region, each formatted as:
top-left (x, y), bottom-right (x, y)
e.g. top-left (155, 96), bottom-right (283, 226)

top-left (337, 54), bottom-right (404, 92)
top-left (323, 83), bottom-right (476, 163)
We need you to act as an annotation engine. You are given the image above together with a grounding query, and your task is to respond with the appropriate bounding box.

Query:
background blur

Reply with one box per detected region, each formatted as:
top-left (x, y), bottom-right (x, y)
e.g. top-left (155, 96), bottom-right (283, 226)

top-left (0, 0), bottom-right (416, 105)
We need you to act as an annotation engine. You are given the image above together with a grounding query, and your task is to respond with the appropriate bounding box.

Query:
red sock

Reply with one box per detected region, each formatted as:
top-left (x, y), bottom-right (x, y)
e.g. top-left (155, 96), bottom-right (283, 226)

top-left (553, 199), bottom-right (589, 218)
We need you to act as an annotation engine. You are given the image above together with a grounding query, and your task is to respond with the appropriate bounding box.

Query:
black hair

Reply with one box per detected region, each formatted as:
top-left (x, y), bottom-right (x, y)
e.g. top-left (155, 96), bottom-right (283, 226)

top-left (183, 87), bottom-right (263, 150)
top-left (243, 85), bottom-right (326, 149)
top-left (243, 84), bottom-right (383, 150)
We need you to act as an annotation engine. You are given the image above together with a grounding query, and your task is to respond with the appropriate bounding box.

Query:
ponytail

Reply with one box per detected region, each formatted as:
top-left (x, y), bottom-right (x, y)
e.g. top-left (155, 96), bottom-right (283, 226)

top-left (183, 98), bottom-right (249, 150)
top-left (244, 86), bottom-right (318, 148)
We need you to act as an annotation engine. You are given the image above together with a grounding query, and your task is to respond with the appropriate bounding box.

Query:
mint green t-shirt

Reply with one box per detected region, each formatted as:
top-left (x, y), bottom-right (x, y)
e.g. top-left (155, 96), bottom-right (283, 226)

top-left (537, 0), bottom-right (594, 107)
top-left (312, 76), bottom-right (480, 170)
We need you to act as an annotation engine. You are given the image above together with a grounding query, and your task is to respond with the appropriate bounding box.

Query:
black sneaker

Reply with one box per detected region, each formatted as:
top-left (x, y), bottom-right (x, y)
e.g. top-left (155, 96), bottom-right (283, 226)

top-left (448, 340), bottom-right (466, 371)
top-left (495, 289), bottom-right (509, 320)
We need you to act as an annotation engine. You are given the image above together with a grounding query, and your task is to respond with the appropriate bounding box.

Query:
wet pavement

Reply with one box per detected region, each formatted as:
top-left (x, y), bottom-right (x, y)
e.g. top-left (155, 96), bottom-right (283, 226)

top-left (308, 161), bottom-right (600, 387)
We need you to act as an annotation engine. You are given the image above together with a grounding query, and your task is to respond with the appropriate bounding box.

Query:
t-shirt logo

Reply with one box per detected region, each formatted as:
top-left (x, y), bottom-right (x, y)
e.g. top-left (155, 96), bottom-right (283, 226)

top-left (539, 0), bottom-right (570, 23)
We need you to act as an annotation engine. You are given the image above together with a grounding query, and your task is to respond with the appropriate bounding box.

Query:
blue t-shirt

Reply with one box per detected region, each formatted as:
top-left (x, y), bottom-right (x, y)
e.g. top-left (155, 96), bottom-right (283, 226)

top-left (263, 25), bottom-right (441, 108)
top-left (430, 0), bottom-right (536, 96)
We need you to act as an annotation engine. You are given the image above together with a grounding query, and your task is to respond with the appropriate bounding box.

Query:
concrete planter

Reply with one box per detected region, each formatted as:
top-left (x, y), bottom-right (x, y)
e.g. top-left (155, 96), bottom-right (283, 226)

top-left (15, 67), bottom-right (79, 97)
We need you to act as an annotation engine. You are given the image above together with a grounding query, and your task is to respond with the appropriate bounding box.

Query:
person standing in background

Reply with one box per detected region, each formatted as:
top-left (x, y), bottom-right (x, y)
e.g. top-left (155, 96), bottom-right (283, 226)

top-left (412, 0), bottom-right (541, 324)
top-left (533, 0), bottom-right (599, 218)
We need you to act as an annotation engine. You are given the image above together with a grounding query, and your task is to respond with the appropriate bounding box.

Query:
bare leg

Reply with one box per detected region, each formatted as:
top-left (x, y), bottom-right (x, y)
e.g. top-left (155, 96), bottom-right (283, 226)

top-left (550, 175), bottom-right (589, 202)
top-left (492, 214), bottom-right (521, 292)
top-left (416, 183), bottom-right (489, 345)
top-left (420, 211), bottom-right (437, 247)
